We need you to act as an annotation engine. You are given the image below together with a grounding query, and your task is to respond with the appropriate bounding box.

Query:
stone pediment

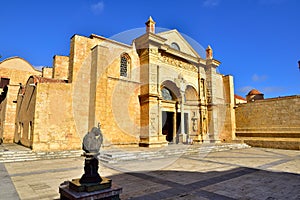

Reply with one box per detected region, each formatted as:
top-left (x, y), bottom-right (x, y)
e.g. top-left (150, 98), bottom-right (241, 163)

top-left (157, 29), bottom-right (200, 59)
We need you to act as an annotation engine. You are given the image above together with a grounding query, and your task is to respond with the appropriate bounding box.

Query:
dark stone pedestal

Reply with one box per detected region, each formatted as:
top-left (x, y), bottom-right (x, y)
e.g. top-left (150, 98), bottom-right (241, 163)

top-left (79, 156), bottom-right (102, 184)
top-left (59, 178), bottom-right (122, 200)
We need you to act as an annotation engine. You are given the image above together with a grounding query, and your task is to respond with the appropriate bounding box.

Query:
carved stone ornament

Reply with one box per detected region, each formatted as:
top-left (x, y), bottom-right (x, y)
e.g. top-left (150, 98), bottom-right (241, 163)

top-left (158, 54), bottom-right (198, 73)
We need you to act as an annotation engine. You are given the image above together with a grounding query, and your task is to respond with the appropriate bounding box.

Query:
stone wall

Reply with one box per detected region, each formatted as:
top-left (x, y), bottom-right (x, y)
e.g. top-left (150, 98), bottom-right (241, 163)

top-left (93, 42), bottom-right (140, 146)
top-left (53, 55), bottom-right (69, 80)
top-left (0, 57), bottom-right (41, 143)
top-left (14, 77), bottom-right (36, 147)
top-left (220, 75), bottom-right (236, 142)
top-left (1, 85), bottom-right (19, 143)
top-left (235, 95), bottom-right (300, 149)
top-left (0, 57), bottom-right (41, 85)
top-left (69, 34), bottom-right (140, 146)
top-left (42, 67), bottom-right (53, 78)
top-left (32, 82), bottom-right (81, 151)
top-left (0, 98), bottom-right (7, 142)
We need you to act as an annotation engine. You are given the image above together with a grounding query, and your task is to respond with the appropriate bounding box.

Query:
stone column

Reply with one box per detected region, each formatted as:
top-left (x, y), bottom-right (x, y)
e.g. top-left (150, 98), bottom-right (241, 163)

top-left (205, 45), bottom-right (221, 143)
top-left (175, 74), bottom-right (187, 143)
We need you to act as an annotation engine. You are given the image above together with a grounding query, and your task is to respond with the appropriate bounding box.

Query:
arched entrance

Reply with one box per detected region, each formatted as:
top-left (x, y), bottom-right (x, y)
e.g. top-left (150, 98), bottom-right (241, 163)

top-left (160, 80), bottom-right (182, 143)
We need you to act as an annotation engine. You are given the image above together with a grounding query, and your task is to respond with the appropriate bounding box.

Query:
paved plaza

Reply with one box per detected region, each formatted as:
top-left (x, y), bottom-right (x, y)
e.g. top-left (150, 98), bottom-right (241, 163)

top-left (0, 146), bottom-right (300, 200)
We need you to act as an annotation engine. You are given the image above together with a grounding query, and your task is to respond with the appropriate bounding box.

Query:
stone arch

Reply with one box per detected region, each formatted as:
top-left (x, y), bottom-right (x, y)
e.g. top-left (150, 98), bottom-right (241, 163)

top-left (161, 80), bottom-right (180, 100)
top-left (185, 85), bottom-right (198, 102)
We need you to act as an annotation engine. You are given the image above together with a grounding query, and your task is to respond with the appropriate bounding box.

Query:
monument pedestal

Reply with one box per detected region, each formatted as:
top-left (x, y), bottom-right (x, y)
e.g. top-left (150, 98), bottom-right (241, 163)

top-left (59, 177), bottom-right (122, 200)
top-left (59, 126), bottom-right (122, 199)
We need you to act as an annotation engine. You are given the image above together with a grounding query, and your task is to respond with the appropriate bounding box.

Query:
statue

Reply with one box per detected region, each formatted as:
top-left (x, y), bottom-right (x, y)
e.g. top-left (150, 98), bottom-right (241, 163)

top-left (82, 124), bottom-right (103, 153)
top-left (80, 123), bottom-right (103, 184)
top-left (59, 122), bottom-right (122, 199)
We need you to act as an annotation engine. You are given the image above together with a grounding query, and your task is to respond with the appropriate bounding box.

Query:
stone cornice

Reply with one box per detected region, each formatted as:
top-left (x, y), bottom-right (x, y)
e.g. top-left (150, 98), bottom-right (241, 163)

top-left (89, 34), bottom-right (132, 49)
top-left (206, 58), bottom-right (221, 67)
top-left (134, 32), bottom-right (167, 50)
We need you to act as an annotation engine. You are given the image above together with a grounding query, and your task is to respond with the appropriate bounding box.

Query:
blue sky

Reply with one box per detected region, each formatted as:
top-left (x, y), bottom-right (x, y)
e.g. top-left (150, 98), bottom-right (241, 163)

top-left (0, 0), bottom-right (299, 98)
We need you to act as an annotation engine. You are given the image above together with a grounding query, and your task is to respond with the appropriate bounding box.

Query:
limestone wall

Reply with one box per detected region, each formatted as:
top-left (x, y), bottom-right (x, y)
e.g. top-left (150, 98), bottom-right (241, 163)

top-left (207, 74), bottom-right (235, 142)
top-left (93, 42), bottom-right (140, 146)
top-left (1, 85), bottom-right (19, 143)
top-left (0, 98), bottom-right (7, 142)
top-left (69, 34), bottom-right (140, 146)
top-left (32, 82), bottom-right (81, 151)
top-left (220, 75), bottom-right (236, 142)
top-left (53, 55), bottom-right (69, 80)
top-left (15, 78), bottom-right (36, 147)
top-left (0, 57), bottom-right (41, 85)
top-left (235, 96), bottom-right (300, 149)
top-left (0, 57), bottom-right (41, 143)
top-left (42, 67), bottom-right (53, 78)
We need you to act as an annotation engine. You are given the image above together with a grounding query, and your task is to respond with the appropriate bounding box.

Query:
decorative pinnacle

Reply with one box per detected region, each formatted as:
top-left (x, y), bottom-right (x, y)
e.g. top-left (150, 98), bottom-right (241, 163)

top-left (146, 16), bottom-right (155, 24)
top-left (206, 45), bottom-right (213, 59)
top-left (145, 16), bottom-right (156, 33)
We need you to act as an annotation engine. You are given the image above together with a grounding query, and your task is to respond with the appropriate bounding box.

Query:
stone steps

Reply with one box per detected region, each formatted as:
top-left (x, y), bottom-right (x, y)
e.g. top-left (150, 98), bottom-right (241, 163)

top-left (98, 143), bottom-right (250, 163)
top-left (0, 143), bottom-right (251, 163)
top-left (0, 148), bottom-right (82, 163)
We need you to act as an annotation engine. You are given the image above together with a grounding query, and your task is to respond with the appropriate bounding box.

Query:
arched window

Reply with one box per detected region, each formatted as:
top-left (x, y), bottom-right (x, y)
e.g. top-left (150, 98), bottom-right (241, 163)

top-left (171, 42), bottom-right (180, 51)
top-left (120, 53), bottom-right (130, 77)
top-left (161, 87), bottom-right (173, 100)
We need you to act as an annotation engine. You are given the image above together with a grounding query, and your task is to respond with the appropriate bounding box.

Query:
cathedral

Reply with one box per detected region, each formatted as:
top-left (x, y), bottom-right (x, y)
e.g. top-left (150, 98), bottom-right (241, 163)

top-left (0, 17), bottom-right (236, 151)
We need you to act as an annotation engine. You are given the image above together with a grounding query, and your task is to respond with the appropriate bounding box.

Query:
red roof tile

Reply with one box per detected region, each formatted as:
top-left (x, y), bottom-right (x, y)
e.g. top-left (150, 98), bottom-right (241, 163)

top-left (234, 94), bottom-right (246, 101)
top-left (247, 89), bottom-right (263, 95)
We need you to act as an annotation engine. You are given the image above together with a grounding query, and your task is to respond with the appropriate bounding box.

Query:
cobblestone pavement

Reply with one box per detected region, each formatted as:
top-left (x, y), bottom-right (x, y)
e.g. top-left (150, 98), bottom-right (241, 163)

top-left (1, 147), bottom-right (300, 200)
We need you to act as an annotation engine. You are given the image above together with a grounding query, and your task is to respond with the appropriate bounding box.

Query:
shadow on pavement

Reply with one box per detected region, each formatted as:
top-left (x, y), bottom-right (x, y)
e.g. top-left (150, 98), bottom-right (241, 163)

top-left (106, 167), bottom-right (300, 200)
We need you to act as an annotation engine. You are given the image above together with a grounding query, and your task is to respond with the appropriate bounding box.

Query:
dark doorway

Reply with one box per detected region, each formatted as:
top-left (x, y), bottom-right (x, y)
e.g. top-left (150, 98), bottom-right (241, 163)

top-left (162, 111), bottom-right (174, 142)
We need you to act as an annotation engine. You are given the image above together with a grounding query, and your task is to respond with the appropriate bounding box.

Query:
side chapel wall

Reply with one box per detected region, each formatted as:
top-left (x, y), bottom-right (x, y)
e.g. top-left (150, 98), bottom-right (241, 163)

top-left (235, 95), bottom-right (300, 149)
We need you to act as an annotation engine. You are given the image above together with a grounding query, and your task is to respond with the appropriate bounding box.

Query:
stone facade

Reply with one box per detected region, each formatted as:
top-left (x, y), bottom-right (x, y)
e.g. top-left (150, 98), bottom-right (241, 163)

top-left (0, 17), bottom-right (236, 151)
top-left (235, 95), bottom-right (300, 150)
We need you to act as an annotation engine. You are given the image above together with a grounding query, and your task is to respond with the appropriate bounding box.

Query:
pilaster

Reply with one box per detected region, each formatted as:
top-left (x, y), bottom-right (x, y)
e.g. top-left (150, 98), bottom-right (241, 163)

top-left (135, 33), bottom-right (167, 147)
top-left (205, 58), bottom-right (221, 143)
top-left (89, 45), bottom-right (109, 131)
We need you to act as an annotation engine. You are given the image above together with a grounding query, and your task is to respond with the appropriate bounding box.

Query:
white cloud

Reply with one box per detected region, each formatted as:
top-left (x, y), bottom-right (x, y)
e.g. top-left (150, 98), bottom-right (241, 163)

top-left (252, 74), bottom-right (268, 82)
top-left (203, 0), bottom-right (220, 7)
top-left (91, 1), bottom-right (104, 14)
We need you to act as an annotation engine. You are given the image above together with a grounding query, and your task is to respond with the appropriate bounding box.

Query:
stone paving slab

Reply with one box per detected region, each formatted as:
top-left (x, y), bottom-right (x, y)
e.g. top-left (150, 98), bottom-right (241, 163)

top-left (0, 163), bottom-right (20, 200)
top-left (1, 147), bottom-right (300, 200)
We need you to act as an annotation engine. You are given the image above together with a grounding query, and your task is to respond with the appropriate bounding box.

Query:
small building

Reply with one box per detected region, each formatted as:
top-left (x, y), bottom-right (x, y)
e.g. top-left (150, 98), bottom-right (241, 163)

top-left (234, 94), bottom-right (247, 104)
top-left (246, 89), bottom-right (264, 102)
